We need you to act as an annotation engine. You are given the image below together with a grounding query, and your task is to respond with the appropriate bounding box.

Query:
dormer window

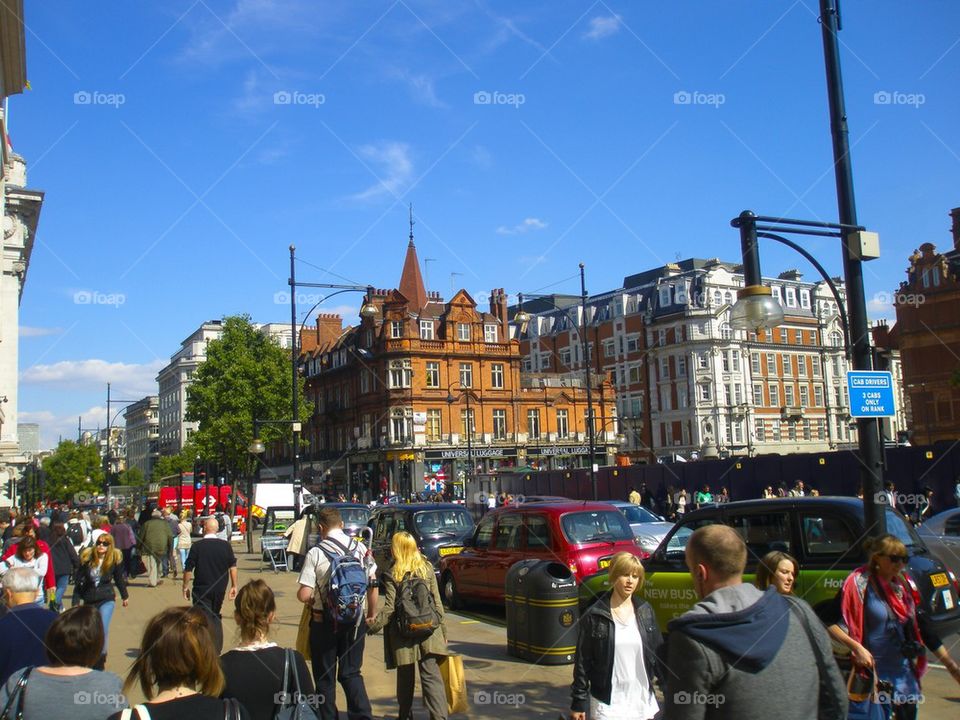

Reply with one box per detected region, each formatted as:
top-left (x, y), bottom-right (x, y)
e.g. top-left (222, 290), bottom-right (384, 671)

top-left (484, 324), bottom-right (498, 343)
top-left (390, 320), bottom-right (403, 338)
top-left (457, 323), bottom-right (470, 341)
top-left (419, 320), bottom-right (434, 340)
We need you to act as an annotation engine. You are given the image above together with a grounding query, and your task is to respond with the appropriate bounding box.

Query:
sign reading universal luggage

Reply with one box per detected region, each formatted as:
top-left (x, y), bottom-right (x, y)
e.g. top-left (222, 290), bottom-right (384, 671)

top-left (846, 371), bottom-right (896, 418)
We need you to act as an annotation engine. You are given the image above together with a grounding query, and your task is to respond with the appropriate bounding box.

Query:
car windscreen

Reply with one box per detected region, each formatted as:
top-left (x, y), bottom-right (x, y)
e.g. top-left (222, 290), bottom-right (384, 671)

top-left (620, 505), bottom-right (661, 524)
top-left (339, 508), bottom-right (370, 526)
top-left (414, 509), bottom-right (473, 535)
top-left (561, 510), bottom-right (633, 544)
top-left (886, 508), bottom-right (924, 551)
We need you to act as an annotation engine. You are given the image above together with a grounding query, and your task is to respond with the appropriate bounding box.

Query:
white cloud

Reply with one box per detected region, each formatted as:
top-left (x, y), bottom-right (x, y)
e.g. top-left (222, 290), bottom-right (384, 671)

top-left (390, 70), bottom-right (447, 109)
top-left (584, 15), bottom-right (622, 40)
top-left (19, 406), bottom-right (112, 453)
top-left (20, 326), bottom-right (63, 338)
top-left (349, 142), bottom-right (414, 202)
top-left (20, 359), bottom-right (166, 397)
top-left (496, 217), bottom-right (548, 235)
top-left (472, 145), bottom-right (492, 169)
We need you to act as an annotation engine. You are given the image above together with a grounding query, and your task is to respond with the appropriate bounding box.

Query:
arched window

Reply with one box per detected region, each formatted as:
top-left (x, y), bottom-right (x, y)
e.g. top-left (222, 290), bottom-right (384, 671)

top-left (713, 290), bottom-right (722, 307)
top-left (830, 331), bottom-right (842, 348)
top-left (720, 322), bottom-right (733, 340)
top-left (724, 291), bottom-right (734, 305)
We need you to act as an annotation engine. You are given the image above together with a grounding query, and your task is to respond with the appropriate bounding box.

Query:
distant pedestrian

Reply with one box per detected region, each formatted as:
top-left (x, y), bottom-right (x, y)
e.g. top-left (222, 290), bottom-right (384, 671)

top-left (137, 509), bottom-right (173, 587)
top-left (693, 484), bottom-right (712, 509)
top-left (182, 517), bottom-right (238, 639)
top-left (1, 522), bottom-right (55, 601)
top-left (110, 606), bottom-right (250, 720)
top-left (628, 486), bottom-right (641, 505)
top-left (676, 489), bottom-right (687, 517)
top-left (0, 606), bottom-right (127, 719)
top-left (47, 522), bottom-right (79, 611)
top-left (161, 507), bottom-right (180, 579)
top-left (368, 531), bottom-right (448, 720)
top-left (73, 530), bottom-right (128, 669)
top-left (0, 535), bottom-right (47, 605)
top-left (109, 516), bottom-right (136, 578)
top-left (789, 480), bottom-right (806, 497)
top-left (0, 568), bottom-right (57, 685)
top-left (177, 511), bottom-right (193, 571)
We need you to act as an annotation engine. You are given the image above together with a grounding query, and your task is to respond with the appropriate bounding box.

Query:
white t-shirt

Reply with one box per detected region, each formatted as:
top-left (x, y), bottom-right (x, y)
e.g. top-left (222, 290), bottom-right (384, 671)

top-left (297, 529), bottom-right (377, 613)
top-left (590, 614), bottom-right (659, 720)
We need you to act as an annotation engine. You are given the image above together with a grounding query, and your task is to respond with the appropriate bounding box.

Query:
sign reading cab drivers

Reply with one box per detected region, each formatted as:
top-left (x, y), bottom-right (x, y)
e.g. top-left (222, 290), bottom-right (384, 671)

top-left (846, 371), bottom-right (896, 418)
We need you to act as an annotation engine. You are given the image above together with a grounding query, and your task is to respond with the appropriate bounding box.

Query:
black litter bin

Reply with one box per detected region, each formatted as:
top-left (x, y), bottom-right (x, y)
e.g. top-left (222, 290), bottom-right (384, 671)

top-left (505, 559), bottom-right (579, 665)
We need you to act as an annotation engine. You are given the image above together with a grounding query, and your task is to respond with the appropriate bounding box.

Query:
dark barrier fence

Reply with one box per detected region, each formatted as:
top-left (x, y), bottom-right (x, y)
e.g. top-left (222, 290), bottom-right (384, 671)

top-left (477, 441), bottom-right (960, 516)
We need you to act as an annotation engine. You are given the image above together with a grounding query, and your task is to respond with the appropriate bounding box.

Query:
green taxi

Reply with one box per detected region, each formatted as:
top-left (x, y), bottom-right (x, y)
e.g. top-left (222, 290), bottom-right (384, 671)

top-left (580, 497), bottom-right (960, 635)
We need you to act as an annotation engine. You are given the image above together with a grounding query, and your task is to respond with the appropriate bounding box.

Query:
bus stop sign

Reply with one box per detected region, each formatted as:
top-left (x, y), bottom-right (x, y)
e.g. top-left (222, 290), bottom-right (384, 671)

top-left (847, 371), bottom-right (896, 418)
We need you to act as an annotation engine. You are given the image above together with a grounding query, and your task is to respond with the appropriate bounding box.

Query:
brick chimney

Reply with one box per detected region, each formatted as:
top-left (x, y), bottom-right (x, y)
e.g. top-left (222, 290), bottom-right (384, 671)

top-left (871, 321), bottom-right (890, 350)
top-left (311, 314), bottom-right (344, 348)
top-left (490, 288), bottom-right (508, 338)
top-left (950, 207), bottom-right (960, 252)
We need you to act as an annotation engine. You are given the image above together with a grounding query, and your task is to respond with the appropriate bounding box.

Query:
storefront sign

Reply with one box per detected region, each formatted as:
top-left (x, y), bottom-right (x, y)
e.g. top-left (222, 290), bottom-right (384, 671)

top-left (528, 445), bottom-right (591, 456)
top-left (425, 447), bottom-right (517, 460)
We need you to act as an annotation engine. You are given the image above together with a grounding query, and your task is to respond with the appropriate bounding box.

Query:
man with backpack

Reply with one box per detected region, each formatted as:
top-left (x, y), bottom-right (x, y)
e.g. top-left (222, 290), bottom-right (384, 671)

top-left (297, 506), bottom-right (378, 720)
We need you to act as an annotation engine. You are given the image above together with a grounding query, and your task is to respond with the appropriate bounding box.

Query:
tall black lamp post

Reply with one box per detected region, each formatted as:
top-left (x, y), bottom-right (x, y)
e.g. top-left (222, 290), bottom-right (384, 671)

top-left (288, 245), bottom-right (378, 514)
top-left (514, 263), bottom-right (599, 501)
top-left (730, 212), bottom-right (884, 535)
top-left (104, 383), bottom-right (138, 496)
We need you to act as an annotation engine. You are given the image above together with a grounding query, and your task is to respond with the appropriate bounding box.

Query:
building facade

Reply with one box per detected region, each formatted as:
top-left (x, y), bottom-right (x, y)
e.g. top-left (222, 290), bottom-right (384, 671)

top-left (157, 320), bottom-right (223, 455)
top-left (518, 258), bottom-right (866, 461)
top-left (0, 0), bottom-right (41, 506)
top-left (17, 422), bottom-right (38, 455)
top-left (124, 396), bottom-right (159, 480)
top-left (890, 208), bottom-right (960, 444)
top-left (298, 238), bottom-right (618, 500)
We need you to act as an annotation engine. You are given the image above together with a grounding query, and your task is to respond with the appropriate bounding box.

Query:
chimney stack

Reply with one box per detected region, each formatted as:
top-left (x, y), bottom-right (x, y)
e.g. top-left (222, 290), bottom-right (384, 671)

top-left (950, 207), bottom-right (960, 252)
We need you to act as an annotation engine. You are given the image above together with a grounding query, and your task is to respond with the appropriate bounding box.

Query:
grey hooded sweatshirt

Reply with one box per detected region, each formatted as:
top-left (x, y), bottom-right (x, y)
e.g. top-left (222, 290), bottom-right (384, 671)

top-left (661, 584), bottom-right (847, 720)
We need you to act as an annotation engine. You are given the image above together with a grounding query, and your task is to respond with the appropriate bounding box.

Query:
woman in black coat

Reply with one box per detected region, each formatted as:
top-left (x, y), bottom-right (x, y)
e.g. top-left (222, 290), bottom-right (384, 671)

top-left (570, 552), bottom-right (664, 720)
top-left (73, 531), bottom-right (128, 669)
top-left (48, 522), bottom-right (79, 611)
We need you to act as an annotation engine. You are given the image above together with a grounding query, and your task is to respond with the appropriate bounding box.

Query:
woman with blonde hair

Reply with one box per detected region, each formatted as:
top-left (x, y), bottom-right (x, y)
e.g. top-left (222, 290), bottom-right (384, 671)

top-left (829, 534), bottom-right (960, 719)
top-left (220, 580), bottom-right (316, 718)
top-left (73, 530), bottom-right (128, 669)
top-left (177, 510), bottom-right (192, 575)
top-left (368, 531), bottom-right (448, 720)
top-left (755, 551), bottom-right (799, 595)
top-left (571, 552), bottom-right (662, 720)
top-left (108, 606), bottom-right (249, 720)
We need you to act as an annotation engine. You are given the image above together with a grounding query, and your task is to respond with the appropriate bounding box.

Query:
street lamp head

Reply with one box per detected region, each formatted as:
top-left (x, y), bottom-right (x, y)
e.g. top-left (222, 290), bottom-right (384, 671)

top-left (359, 301), bottom-right (379, 318)
top-left (445, 393), bottom-right (456, 405)
top-left (248, 439), bottom-right (266, 455)
top-left (514, 309), bottom-right (530, 324)
top-left (730, 285), bottom-right (784, 332)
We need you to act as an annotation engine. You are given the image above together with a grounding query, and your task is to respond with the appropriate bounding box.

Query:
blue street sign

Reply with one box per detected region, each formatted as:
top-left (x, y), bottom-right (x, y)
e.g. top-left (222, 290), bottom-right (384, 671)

top-left (847, 371), bottom-right (896, 418)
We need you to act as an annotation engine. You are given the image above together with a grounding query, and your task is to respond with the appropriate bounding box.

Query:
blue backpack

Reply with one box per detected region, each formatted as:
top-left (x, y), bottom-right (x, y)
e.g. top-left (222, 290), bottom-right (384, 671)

top-left (320, 537), bottom-right (368, 627)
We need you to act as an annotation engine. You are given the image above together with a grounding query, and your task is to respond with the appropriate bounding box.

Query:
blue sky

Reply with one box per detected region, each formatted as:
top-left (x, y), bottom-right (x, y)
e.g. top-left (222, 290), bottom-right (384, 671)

top-left (14, 0), bottom-right (960, 450)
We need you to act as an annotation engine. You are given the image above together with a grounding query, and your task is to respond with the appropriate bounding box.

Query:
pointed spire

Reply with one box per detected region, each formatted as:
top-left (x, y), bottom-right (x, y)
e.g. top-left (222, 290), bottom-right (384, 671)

top-left (398, 205), bottom-right (428, 312)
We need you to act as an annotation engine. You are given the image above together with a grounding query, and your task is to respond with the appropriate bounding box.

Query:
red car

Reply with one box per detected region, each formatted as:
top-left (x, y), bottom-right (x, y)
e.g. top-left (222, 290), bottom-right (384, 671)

top-left (438, 501), bottom-right (647, 608)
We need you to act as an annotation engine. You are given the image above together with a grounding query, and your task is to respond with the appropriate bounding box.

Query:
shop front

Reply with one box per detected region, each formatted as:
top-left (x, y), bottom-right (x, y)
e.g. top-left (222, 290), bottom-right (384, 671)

top-left (525, 444), bottom-right (607, 471)
top-left (424, 446), bottom-right (519, 502)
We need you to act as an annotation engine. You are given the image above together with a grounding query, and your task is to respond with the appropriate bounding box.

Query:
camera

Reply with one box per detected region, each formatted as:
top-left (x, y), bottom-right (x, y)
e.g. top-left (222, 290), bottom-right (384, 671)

top-left (900, 640), bottom-right (924, 660)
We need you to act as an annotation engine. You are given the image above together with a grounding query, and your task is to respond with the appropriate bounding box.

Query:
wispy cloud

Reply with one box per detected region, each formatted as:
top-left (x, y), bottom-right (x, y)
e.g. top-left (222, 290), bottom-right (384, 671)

top-left (21, 358), bottom-right (165, 396)
top-left (496, 217), bottom-right (548, 235)
top-left (20, 406), bottom-right (114, 452)
top-left (348, 141), bottom-right (414, 202)
top-left (20, 326), bottom-right (64, 338)
top-left (395, 70), bottom-right (447, 108)
top-left (584, 15), bottom-right (622, 40)
top-left (472, 145), bottom-right (492, 169)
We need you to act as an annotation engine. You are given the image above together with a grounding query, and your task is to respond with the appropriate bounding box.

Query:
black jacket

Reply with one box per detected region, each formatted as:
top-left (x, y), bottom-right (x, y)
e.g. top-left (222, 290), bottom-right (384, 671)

top-left (49, 535), bottom-right (80, 576)
top-left (571, 593), bottom-right (664, 712)
top-left (73, 550), bottom-right (128, 606)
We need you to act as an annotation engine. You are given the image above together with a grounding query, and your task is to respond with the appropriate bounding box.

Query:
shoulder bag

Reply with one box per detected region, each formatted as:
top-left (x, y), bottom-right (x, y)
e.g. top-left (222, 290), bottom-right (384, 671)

top-left (784, 596), bottom-right (845, 720)
top-left (274, 648), bottom-right (318, 720)
top-left (119, 706), bottom-right (152, 720)
top-left (0, 667), bottom-right (33, 720)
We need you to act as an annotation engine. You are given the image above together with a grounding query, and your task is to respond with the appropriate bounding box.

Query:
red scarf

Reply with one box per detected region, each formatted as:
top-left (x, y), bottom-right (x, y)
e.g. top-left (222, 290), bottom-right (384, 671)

top-left (840, 566), bottom-right (927, 679)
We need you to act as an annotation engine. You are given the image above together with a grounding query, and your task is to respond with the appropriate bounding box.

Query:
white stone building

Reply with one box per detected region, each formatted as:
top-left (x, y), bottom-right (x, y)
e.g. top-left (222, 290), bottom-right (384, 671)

top-left (124, 396), bottom-right (159, 479)
top-left (157, 320), bottom-right (223, 455)
top-left (0, 1), bottom-right (41, 506)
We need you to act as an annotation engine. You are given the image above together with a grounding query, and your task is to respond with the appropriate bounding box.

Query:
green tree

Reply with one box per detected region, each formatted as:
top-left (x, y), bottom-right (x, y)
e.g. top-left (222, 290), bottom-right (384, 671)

top-left (151, 442), bottom-right (198, 483)
top-left (185, 315), bottom-right (311, 479)
top-left (116, 467), bottom-right (144, 486)
top-left (42, 440), bottom-right (103, 502)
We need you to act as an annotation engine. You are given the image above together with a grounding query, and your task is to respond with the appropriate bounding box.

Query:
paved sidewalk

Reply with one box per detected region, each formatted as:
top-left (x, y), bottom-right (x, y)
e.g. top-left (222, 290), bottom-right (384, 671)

top-left (105, 547), bottom-right (960, 718)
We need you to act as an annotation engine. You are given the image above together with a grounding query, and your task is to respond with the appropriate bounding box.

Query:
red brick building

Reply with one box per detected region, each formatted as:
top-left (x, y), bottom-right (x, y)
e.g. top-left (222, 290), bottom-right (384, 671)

top-left (299, 237), bottom-right (618, 500)
top-left (891, 207), bottom-right (960, 444)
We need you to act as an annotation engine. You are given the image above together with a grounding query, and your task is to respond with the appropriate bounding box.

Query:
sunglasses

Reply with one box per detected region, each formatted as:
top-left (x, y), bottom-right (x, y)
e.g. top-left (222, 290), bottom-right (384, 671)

top-left (95, 541), bottom-right (111, 546)
top-left (882, 554), bottom-right (909, 564)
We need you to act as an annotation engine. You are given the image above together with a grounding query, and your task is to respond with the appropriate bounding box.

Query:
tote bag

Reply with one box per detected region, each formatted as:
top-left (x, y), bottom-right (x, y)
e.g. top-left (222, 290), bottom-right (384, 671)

top-left (437, 654), bottom-right (468, 715)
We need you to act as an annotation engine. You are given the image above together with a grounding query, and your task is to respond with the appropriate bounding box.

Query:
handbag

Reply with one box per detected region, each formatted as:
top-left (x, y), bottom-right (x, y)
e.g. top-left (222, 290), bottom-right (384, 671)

top-left (274, 648), bottom-right (318, 720)
top-left (296, 603), bottom-right (312, 661)
top-left (0, 668), bottom-right (32, 720)
top-left (437, 654), bottom-right (468, 715)
top-left (784, 596), bottom-right (846, 720)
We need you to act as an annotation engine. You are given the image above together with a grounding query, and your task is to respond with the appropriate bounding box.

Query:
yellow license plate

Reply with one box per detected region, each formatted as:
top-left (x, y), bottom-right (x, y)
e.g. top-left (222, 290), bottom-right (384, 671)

top-left (598, 558), bottom-right (611, 569)
top-left (438, 546), bottom-right (463, 557)
top-left (931, 573), bottom-right (949, 588)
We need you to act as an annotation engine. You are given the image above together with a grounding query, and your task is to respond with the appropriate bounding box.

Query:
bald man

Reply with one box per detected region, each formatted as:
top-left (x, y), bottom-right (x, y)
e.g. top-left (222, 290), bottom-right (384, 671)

top-left (182, 516), bottom-right (238, 619)
top-left (661, 525), bottom-right (846, 720)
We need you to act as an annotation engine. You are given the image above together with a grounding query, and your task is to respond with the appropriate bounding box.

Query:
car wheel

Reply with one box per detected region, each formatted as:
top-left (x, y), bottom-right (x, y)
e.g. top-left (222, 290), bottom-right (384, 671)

top-left (442, 573), bottom-right (463, 610)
